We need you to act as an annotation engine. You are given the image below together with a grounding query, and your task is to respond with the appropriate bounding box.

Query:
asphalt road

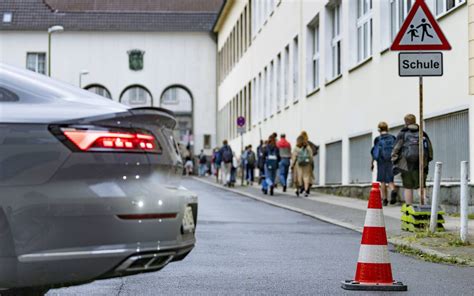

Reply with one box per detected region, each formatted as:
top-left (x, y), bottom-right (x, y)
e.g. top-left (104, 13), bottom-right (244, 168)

top-left (49, 179), bottom-right (473, 296)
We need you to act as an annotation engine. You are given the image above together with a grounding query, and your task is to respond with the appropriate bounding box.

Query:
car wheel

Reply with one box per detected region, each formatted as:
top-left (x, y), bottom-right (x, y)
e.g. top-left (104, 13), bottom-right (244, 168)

top-left (1, 288), bottom-right (49, 296)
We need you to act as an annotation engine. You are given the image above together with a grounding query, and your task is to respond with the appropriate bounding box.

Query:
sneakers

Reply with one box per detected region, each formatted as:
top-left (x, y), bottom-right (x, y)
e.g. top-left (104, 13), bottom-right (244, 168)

top-left (295, 190), bottom-right (300, 197)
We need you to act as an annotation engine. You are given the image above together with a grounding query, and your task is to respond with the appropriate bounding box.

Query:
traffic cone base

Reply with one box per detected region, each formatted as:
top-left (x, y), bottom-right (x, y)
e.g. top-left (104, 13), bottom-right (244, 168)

top-left (342, 183), bottom-right (407, 292)
top-left (341, 280), bottom-right (408, 291)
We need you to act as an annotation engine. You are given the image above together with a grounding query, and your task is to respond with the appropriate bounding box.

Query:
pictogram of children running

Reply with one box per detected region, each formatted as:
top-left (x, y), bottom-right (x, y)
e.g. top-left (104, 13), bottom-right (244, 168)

top-left (407, 25), bottom-right (419, 42)
top-left (406, 18), bottom-right (434, 42)
top-left (416, 18), bottom-right (433, 41)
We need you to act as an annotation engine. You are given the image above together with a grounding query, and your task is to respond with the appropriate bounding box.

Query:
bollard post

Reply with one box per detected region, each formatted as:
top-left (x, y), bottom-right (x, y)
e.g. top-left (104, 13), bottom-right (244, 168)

top-left (430, 162), bottom-right (442, 233)
top-left (460, 161), bottom-right (469, 243)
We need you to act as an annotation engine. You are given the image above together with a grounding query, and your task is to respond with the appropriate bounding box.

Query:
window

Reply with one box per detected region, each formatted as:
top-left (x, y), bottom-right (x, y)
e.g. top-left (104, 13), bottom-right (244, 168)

top-left (292, 36), bottom-right (299, 101)
top-left (425, 110), bottom-right (469, 181)
top-left (251, 78), bottom-right (256, 125)
top-left (269, 60), bottom-right (274, 115)
top-left (276, 53), bottom-right (282, 111)
top-left (356, 0), bottom-right (372, 62)
top-left (329, 2), bottom-right (342, 78)
top-left (436, 0), bottom-right (465, 15)
top-left (307, 16), bottom-right (320, 93)
top-left (258, 72), bottom-right (263, 121)
top-left (264, 66), bottom-right (268, 119)
top-left (26, 53), bottom-right (46, 75)
top-left (86, 85), bottom-right (112, 99)
top-left (120, 86), bottom-right (153, 107)
top-left (390, 0), bottom-right (413, 41)
top-left (204, 134), bottom-right (211, 149)
top-left (349, 134), bottom-right (372, 184)
top-left (326, 141), bottom-right (342, 185)
top-left (3, 12), bottom-right (12, 23)
top-left (284, 45), bottom-right (290, 106)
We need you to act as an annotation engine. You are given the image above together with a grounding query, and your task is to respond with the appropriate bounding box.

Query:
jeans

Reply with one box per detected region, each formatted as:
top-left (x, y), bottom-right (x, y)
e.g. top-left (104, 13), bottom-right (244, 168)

top-left (265, 165), bottom-right (277, 188)
top-left (198, 164), bottom-right (207, 176)
top-left (278, 158), bottom-right (290, 187)
top-left (246, 165), bottom-right (255, 182)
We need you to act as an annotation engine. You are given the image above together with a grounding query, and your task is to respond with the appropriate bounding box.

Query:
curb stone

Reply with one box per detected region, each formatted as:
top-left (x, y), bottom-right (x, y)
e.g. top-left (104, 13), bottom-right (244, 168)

top-left (192, 177), bottom-right (474, 267)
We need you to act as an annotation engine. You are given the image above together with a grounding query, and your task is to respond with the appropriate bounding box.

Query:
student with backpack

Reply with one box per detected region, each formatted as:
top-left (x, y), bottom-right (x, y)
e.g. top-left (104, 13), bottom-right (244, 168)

top-left (198, 150), bottom-right (208, 177)
top-left (219, 140), bottom-right (234, 187)
top-left (245, 145), bottom-right (256, 185)
top-left (392, 114), bottom-right (433, 205)
top-left (257, 140), bottom-right (265, 185)
top-left (262, 135), bottom-right (280, 195)
top-left (371, 122), bottom-right (397, 206)
top-left (277, 134), bottom-right (292, 192)
top-left (291, 136), bottom-right (314, 197)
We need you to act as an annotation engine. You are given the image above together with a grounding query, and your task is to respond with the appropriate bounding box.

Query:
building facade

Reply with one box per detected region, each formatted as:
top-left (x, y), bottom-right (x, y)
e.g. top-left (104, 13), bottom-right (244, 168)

top-left (215, 0), bottom-right (472, 189)
top-left (0, 0), bottom-right (223, 155)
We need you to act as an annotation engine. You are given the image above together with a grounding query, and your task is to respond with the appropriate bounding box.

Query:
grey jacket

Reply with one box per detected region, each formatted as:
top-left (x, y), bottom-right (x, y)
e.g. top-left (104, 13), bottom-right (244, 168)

top-left (391, 124), bottom-right (433, 173)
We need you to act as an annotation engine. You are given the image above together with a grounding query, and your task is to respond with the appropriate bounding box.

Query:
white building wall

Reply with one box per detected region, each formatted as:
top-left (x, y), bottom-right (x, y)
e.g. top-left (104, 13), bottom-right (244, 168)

top-left (217, 0), bottom-right (473, 185)
top-left (0, 31), bottom-right (217, 154)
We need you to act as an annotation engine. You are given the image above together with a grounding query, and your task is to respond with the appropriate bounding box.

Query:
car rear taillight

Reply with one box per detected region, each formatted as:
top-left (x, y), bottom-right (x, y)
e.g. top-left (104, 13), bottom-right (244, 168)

top-left (51, 126), bottom-right (161, 153)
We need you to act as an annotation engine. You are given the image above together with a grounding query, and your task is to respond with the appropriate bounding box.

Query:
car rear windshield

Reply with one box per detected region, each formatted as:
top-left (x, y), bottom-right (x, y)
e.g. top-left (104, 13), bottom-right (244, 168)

top-left (0, 64), bottom-right (109, 104)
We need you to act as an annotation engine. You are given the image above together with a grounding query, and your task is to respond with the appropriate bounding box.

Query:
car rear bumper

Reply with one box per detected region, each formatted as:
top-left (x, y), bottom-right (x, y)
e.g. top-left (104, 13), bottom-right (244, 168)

top-left (0, 239), bottom-right (195, 289)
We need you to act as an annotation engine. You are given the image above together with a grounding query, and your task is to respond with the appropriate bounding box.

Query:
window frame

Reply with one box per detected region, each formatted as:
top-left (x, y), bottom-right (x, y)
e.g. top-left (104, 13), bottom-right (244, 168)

top-left (331, 3), bottom-right (342, 79)
top-left (26, 52), bottom-right (46, 75)
top-left (436, 0), bottom-right (465, 16)
top-left (307, 16), bottom-right (320, 94)
top-left (356, 0), bottom-right (373, 63)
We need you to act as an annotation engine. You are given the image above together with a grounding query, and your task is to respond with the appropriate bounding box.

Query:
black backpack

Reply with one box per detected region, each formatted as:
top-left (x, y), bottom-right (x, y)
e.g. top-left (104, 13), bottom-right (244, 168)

top-left (222, 146), bottom-right (233, 163)
top-left (402, 130), bottom-right (429, 163)
top-left (199, 154), bottom-right (207, 164)
top-left (247, 151), bottom-right (256, 166)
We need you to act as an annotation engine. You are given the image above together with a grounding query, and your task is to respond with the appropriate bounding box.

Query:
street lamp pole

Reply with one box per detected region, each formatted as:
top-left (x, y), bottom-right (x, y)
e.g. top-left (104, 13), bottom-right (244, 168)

top-left (47, 25), bottom-right (64, 77)
top-left (79, 70), bottom-right (89, 88)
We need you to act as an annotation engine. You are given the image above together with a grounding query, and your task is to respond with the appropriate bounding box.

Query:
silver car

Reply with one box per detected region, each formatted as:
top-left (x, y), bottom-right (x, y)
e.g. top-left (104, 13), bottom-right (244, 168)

top-left (0, 64), bottom-right (197, 295)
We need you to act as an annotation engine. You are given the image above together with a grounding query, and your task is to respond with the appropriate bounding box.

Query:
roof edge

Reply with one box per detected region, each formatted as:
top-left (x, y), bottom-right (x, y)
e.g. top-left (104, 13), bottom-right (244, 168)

top-left (212, 0), bottom-right (233, 33)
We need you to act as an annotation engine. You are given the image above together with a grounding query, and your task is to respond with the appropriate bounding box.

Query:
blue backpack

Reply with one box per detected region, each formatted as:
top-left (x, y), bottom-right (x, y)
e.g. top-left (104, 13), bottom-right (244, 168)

top-left (373, 134), bottom-right (395, 161)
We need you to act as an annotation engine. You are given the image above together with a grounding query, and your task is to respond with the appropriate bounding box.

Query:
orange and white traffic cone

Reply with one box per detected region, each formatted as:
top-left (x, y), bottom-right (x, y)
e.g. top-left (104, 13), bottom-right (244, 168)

top-left (342, 182), bottom-right (407, 291)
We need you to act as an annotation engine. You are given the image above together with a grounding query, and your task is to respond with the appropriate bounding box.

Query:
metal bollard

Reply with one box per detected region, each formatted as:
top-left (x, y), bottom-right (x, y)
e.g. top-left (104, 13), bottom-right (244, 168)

top-left (460, 161), bottom-right (469, 243)
top-left (430, 162), bottom-right (442, 233)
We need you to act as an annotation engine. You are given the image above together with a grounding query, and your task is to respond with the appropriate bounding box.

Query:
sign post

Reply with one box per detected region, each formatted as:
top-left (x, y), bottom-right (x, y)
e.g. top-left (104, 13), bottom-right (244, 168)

top-left (391, 0), bottom-right (451, 205)
top-left (237, 116), bottom-right (246, 186)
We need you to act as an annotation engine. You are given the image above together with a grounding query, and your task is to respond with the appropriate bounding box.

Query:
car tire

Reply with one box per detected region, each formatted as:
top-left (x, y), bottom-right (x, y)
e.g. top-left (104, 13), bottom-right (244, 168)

top-left (1, 288), bottom-right (49, 296)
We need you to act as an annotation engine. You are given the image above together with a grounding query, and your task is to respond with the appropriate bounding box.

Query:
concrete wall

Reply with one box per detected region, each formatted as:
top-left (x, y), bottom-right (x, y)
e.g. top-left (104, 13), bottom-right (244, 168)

top-left (0, 30), bottom-right (217, 154)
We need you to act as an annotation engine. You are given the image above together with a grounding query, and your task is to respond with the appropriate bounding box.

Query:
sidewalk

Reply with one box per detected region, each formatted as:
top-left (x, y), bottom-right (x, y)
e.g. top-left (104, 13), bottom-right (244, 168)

top-left (195, 176), bottom-right (474, 267)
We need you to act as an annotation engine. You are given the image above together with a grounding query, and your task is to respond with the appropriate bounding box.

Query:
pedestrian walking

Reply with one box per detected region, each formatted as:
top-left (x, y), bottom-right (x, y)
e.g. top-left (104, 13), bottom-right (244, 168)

top-left (257, 140), bottom-right (266, 185)
top-left (291, 136), bottom-right (314, 197)
top-left (212, 147), bottom-right (222, 183)
top-left (371, 122), bottom-right (397, 206)
top-left (245, 145), bottom-right (256, 185)
top-left (198, 150), bottom-right (207, 177)
top-left (277, 134), bottom-right (292, 192)
top-left (219, 140), bottom-right (234, 187)
top-left (300, 131), bottom-right (318, 188)
top-left (300, 131), bottom-right (319, 157)
top-left (230, 151), bottom-right (239, 187)
top-left (262, 135), bottom-right (280, 196)
top-left (391, 114), bottom-right (433, 205)
top-left (184, 155), bottom-right (193, 176)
